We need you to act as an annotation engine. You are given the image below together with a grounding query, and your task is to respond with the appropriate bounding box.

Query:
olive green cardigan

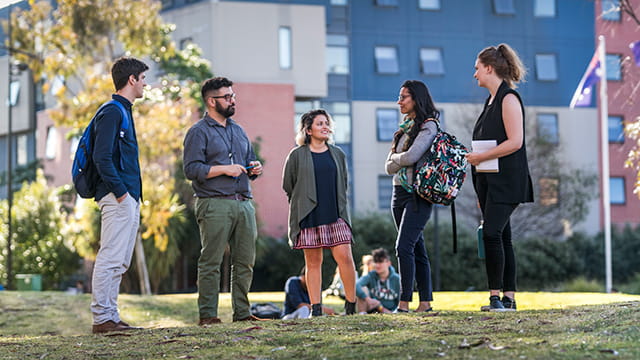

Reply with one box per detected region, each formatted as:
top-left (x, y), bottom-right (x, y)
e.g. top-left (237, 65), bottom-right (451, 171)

top-left (282, 144), bottom-right (352, 248)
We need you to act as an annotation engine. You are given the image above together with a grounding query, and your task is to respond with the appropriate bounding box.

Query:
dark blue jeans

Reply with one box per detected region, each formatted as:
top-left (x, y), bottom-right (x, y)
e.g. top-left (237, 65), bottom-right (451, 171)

top-left (391, 186), bottom-right (433, 302)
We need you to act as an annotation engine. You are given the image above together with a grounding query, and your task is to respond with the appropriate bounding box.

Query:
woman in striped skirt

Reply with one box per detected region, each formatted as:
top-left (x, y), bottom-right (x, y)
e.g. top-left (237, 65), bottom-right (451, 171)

top-left (282, 109), bottom-right (357, 317)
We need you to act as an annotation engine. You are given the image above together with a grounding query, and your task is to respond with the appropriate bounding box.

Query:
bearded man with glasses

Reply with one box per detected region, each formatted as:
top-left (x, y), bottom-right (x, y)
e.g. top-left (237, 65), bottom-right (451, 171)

top-left (183, 77), bottom-right (264, 325)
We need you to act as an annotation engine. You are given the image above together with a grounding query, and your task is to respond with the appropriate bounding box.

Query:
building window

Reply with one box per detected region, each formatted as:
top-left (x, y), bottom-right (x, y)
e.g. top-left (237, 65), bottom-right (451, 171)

top-left (539, 177), bottom-right (559, 206)
top-left (35, 78), bottom-right (45, 111)
top-left (17, 134), bottom-right (27, 166)
top-left (419, 48), bottom-right (444, 75)
top-left (608, 115), bottom-right (624, 143)
top-left (605, 54), bottom-right (621, 81)
top-left (376, 0), bottom-right (398, 6)
top-left (331, 0), bottom-right (347, 5)
top-left (376, 109), bottom-right (399, 142)
top-left (535, 54), bottom-right (558, 81)
top-left (294, 100), bottom-right (321, 136)
top-left (534, 0), bottom-right (555, 17)
top-left (50, 75), bottom-right (65, 95)
top-left (375, 46), bottom-right (399, 74)
top-left (601, 0), bottom-right (621, 21)
top-left (610, 177), bottom-right (625, 204)
top-left (45, 126), bottom-right (58, 160)
top-left (9, 81), bottom-right (20, 106)
top-left (322, 102), bottom-right (351, 144)
top-left (378, 175), bottom-right (394, 210)
top-left (327, 34), bottom-right (349, 74)
top-left (419, 0), bottom-right (440, 10)
top-left (70, 137), bottom-right (80, 160)
top-left (537, 113), bottom-right (559, 144)
top-left (278, 27), bottom-right (292, 70)
top-left (493, 0), bottom-right (515, 15)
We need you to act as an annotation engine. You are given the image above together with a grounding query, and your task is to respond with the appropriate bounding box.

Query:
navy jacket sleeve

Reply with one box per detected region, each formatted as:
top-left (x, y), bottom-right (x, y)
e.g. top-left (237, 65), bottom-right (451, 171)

top-left (93, 105), bottom-right (127, 198)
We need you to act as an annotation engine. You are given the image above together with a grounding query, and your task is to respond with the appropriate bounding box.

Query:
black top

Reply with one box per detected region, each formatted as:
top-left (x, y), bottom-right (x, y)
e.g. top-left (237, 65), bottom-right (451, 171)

top-left (472, 81), bottom-right (534, 204)
top-left (300, 149), bottom-right (339, 228)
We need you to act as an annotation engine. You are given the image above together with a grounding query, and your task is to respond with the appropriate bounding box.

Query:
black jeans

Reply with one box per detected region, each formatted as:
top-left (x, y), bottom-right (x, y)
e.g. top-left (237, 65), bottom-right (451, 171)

top-left (474, 174), bottom-right (518, 292)
top-left (391, 186), bottom-right (434, 302)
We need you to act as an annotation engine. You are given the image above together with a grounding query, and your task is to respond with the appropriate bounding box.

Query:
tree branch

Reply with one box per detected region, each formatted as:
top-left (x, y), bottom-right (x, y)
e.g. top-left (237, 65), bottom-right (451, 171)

top-left (621, 0), bottom-right (640, 25)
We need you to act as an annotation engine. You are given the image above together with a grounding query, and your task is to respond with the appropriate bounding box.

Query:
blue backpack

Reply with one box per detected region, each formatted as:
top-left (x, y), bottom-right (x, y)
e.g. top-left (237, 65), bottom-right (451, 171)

top-left (71, 100), bottom-right (130, 199)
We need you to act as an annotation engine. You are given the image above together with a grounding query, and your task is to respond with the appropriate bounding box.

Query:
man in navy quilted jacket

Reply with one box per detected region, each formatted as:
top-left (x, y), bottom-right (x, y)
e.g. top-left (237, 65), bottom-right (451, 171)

top-left (90, 57), bottom-right (148, 334)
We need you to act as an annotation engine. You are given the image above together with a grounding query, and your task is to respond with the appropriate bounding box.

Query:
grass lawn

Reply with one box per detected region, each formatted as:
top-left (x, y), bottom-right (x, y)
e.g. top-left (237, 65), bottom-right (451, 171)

top-left (1, 291), bottom-right (639, 359)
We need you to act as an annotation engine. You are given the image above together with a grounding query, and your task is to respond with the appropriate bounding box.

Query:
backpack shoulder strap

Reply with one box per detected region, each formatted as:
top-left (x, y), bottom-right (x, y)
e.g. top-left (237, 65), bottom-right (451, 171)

top-left (451, 201), bottom-right (458, 254)
top-left (421, 118), bottom-right (440, 132)
top-left (105, 100), bottom-right (130, 131)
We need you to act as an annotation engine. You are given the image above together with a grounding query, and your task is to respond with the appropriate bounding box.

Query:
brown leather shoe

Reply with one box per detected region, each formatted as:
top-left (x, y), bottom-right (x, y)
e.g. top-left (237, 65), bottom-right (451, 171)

top-left (117, 320), bottom-right (142, 330)
top-left (92, 320), bottom-right (136, 334)
top-left (198, 317), bottom-right (222, 326)
top-left (233, 314), bottom-right (268, 322)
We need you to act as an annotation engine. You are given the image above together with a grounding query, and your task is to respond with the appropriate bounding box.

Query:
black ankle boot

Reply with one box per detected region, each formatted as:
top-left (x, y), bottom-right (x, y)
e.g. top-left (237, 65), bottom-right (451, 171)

top-left (311, 303), bottom-right (323, 317)
top-left (344, 301), bottom-right (356, 315)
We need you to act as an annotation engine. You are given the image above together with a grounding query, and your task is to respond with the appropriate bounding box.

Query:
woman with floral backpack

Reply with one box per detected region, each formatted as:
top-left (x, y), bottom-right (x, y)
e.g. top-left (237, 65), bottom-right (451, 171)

top-left (384, 80), bottom-right (440, 313)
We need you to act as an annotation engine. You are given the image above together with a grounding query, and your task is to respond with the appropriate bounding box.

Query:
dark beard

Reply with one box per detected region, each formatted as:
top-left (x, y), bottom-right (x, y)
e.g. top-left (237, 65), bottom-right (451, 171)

top-left (216, 101), bottom-right (235, 118)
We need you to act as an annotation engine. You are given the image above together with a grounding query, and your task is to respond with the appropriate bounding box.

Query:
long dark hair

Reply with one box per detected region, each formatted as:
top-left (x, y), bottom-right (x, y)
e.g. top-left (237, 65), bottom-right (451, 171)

top-left (391, 80), bottom-right (440, 152)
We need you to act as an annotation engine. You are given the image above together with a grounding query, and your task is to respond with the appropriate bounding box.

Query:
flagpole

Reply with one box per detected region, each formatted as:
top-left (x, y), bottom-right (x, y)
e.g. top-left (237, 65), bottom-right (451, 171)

top-left (598, 35), bottom-right (612, 294)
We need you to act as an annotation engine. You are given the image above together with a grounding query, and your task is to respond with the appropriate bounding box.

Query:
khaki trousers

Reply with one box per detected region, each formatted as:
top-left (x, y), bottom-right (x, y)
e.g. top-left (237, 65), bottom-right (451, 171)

top-left (91, 193), bottom-right (139, 325)
top-left (195, 197), bottom-right (257, 320)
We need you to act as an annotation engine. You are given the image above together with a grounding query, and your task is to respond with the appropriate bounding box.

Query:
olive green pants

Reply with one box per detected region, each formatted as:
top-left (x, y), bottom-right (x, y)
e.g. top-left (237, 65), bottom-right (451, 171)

top-left (195, 197), bottom-right (257, 320)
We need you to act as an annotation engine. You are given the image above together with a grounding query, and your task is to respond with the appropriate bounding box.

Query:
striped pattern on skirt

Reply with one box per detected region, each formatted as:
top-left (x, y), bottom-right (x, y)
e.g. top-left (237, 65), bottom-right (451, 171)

top-left (294, 218), bottom-right (352, 249)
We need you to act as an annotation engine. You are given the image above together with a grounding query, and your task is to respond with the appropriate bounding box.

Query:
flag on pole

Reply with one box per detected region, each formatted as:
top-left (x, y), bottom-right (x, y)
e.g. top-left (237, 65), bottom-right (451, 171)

top-left (630, 40), bottom-right (640, 67)
top-left (569, 50), bottom-right (602, 108)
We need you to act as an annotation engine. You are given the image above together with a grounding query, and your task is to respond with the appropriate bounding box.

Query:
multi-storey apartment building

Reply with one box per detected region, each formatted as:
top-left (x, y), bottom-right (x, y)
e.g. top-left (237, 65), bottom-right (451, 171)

top-left (594, 0), bottom-right (640, 228)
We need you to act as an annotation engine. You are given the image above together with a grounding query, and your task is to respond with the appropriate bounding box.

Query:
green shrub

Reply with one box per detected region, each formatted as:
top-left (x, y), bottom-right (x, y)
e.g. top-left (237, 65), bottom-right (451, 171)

top-left (350, 210), bottom-right (488, 291)
top-left (0, 170), bottom-right (81, 289)
top-left (252, 236), bottom-right (306, 291)
top-left (249, 215), bottom-right (640, 293)
top-left (559, 276), bottom-right (603, 292)
top-left (619, 273), bottom-right (640, 295)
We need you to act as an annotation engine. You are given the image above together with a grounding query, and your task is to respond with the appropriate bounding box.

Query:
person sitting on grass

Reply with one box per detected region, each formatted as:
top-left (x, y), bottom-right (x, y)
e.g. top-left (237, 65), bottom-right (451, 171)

top-left (323, 267), bottom-right (346, 300)
top-left (356, 248), bottom-right (400, 314)
top-left (323, 254), bottom-right (374, 299)
top-left (360, 254), bottom-right (374, 277)
top-left (283, 268), bottom-right (336, 319)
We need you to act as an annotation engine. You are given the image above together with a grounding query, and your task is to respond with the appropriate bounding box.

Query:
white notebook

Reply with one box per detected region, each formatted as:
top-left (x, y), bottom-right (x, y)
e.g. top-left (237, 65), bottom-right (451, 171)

top-left (472, 140), bottom-right (499, 173)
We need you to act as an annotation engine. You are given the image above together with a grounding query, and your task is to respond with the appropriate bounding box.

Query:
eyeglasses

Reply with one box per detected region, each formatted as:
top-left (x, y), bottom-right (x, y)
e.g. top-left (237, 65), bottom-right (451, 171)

top-left (210, 93), bottom-right (236, 102)
top-left (398, 95), bottom-right (410, 101)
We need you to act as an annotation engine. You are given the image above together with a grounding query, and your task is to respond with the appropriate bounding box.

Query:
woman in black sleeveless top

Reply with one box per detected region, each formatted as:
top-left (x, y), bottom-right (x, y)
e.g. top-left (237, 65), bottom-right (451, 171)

top-left (466, 44), bottom-right (534, 312)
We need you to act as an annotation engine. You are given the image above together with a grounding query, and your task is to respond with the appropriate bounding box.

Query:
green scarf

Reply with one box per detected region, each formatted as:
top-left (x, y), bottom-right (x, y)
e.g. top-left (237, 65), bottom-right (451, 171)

top-left (398, 117), bottom-right (414, 134)
top-left (396, 116), bottom-right (415, 193)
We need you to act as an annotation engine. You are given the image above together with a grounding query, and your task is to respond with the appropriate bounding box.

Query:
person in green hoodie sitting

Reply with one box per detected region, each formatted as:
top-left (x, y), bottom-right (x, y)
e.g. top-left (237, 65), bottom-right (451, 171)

top-left (356, 248), bottom-right (400, 314)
